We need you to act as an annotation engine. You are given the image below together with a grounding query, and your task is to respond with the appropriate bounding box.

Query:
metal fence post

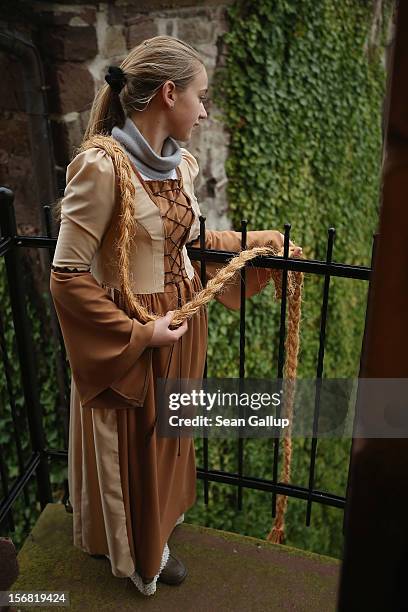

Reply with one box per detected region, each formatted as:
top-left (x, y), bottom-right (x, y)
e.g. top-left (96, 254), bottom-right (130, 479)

top-left (0, 187), bottom-right (52, 509)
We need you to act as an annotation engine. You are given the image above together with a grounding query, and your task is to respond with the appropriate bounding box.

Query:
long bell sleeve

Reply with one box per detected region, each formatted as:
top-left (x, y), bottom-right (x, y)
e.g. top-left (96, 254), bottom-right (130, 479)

top-left (181, 149), bottom-right (284, 310)
top-left (50, 148), bottom-right (155, 409)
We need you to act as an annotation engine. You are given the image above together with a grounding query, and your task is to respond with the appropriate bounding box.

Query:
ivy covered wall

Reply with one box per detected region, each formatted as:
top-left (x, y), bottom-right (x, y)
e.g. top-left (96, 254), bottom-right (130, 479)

top-left (188, 0), bottom-right (393, 558)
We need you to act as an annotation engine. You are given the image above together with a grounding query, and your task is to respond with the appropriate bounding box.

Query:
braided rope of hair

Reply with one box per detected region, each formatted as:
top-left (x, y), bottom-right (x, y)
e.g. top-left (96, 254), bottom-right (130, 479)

top-left (80, 134), bottom-right (304, 543)
top-left (267, 267), bottom-right (303, 544)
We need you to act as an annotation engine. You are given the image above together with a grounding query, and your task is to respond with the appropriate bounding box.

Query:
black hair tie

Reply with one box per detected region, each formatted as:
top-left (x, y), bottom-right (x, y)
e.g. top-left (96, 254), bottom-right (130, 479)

top-left (105, 65), bottom-right (127, 94)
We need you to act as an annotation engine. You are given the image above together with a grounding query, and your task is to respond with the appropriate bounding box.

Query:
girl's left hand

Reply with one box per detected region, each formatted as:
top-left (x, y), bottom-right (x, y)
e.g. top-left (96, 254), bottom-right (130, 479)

top-left (278, 232), bottom-right (303, 257)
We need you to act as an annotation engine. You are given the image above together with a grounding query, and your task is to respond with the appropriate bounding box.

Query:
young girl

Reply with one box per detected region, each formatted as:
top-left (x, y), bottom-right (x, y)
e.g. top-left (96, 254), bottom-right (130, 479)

top-left (50, 35), bottom-right (301, 597)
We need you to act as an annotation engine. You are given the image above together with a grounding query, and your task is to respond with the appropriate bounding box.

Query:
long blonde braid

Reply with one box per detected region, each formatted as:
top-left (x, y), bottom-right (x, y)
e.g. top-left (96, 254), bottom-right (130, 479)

top-left (80, 134), bottom-right (304, 543)
top-left (267, 264), bottom-right (304, 544)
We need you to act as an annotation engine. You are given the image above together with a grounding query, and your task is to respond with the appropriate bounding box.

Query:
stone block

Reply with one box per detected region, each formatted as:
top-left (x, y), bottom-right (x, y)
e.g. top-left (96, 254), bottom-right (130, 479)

top-left (65, 113), bottom-right (86, 156)
top-left (49, 62), bottom-right (94, 115)
top-left (40, 26), bottom-right (98, 61)
top-left (125, 0), bottom-right (232, 9)
top-left (12, 504), bottom-right (340, 610)
top-left (100, 26), bottom-right (127, 58)
top-left (51, 110), bottom-right (89, 167)
top-left (33, 6), bottom-right (96, 26)
top-left (107, 3), bottom-right (127, 26)
top-left (177, 17), bottom-right (215, 45)
top-left (126, 15), bottom-right (159, 48)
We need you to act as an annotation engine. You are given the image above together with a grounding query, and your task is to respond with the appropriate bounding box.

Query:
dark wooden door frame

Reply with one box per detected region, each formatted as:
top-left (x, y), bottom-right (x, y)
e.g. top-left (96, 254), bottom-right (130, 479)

top-left (338, 2), bottom-right (408, 610)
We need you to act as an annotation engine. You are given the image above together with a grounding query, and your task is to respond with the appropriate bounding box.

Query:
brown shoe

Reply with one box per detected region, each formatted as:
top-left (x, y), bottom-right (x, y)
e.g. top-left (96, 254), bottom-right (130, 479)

top-left (157, 553), bottom-right (187, 586)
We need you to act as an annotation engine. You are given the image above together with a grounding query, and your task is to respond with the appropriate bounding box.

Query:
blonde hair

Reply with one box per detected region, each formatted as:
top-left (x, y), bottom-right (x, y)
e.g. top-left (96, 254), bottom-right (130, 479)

top-left (84, 35), bottom-right (204, 140)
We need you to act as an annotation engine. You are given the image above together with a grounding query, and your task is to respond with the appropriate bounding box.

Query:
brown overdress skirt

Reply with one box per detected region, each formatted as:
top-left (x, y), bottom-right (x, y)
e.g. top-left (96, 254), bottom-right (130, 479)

top-left (68, 271), bottom-right (207, 579)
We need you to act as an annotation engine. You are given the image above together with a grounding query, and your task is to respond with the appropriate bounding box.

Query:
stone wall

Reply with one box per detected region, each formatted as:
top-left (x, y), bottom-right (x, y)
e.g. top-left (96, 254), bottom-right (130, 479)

top-left (0, 0), bottom-right (234, 234)
top-left (0, 48), bottom-right (40, 232)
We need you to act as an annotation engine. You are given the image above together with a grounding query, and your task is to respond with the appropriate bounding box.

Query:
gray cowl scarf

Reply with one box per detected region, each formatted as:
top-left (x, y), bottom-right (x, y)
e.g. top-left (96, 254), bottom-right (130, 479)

top-left (111, 116), bottom-right (182, 180)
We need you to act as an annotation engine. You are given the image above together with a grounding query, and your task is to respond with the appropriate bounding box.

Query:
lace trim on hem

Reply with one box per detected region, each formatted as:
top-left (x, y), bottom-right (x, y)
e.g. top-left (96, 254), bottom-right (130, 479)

top-left (102, 513), bottom-right (184, 597)
top-left (128, 514), bottom-right (184, 596)
top-left (129, 542), bottom-right (170, 597)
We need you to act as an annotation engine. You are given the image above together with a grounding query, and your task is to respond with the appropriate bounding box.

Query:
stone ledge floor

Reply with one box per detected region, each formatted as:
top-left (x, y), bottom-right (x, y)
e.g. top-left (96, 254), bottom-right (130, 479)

top-left (12, 503), bottom-right (340, 611)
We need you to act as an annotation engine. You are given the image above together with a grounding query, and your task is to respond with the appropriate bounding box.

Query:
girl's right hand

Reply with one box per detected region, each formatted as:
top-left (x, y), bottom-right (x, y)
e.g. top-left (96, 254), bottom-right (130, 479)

top-left (147, 310), bottom-right (188, 347)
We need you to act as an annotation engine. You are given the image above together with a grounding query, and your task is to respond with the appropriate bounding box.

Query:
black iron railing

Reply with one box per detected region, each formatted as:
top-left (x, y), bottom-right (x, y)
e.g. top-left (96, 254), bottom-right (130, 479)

top-left (0, 186), bottom-right (372, 539)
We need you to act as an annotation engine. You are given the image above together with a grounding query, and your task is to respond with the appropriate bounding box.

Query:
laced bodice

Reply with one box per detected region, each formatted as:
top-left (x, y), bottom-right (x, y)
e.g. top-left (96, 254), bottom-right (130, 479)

top-left (52, 174), bottom-right (196, 289)
top-left (142, 177), bottom-right (195, 286)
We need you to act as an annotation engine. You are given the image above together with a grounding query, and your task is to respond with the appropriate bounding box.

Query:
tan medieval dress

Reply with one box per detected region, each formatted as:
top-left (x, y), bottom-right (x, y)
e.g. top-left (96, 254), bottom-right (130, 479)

top-left (49, 145), bottom-right (282, 595)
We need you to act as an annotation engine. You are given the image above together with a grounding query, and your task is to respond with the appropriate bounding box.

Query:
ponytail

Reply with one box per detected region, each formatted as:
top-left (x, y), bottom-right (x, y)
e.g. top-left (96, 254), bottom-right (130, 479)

top-left (83, 84), bottom-right (126, 142)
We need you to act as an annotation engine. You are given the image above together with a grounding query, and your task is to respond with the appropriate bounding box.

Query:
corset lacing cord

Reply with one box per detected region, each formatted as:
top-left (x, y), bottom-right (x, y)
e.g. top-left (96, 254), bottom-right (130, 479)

top-left (145, 341), bottom-right (173, 446)
top-left (177, 283), bottom-right (182, 457)
top-left (143, 181), bottom-right (187, 456)
top-left (145, 283), bottom-right (183, 457)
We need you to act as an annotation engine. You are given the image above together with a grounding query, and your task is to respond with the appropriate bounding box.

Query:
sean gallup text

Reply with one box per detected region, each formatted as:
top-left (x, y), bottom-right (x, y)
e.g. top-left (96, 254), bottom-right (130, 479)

top-left (168, 415), bottom-right (290, 428)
